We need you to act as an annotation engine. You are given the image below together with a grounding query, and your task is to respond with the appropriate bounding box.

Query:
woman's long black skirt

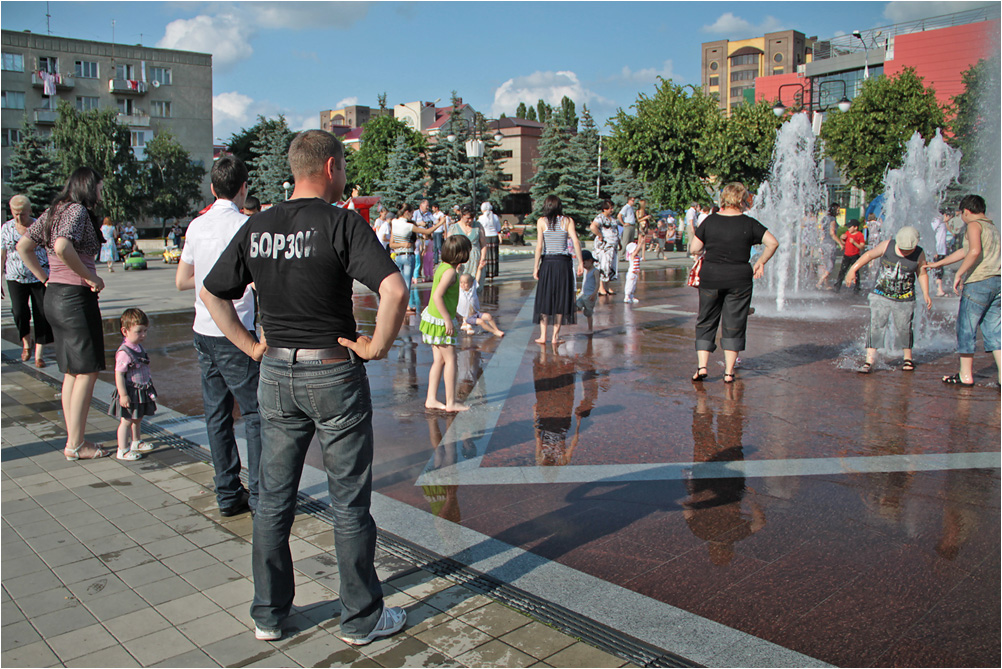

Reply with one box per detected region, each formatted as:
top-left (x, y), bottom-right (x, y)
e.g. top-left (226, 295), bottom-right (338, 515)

top-left (533, 255), bottom-right (576, 324)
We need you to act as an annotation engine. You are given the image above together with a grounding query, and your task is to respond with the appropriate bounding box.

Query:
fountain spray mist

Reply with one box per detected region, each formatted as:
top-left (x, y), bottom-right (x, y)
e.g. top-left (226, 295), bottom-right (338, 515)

top-left (748, 113), bottom-right (825, 311)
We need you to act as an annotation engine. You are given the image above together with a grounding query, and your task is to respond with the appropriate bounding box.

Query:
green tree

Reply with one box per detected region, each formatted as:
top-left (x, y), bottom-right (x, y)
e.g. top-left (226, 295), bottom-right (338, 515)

top-left (529, 116), bottom-right (593, 229)
top-left (607, 78), bottom-right (722, 209)
top-left (350, 114), bottom-right (424, 195)
top-left (5, 117), bottom-right (61, 212)
top-left (555, 96), bottom-right (578, 132)
top-left (376, 134), bottom-right (427, 208)
top-left (526, 106), bottom-right (538, 122)
top-left (427, 107), bottom-right (472, 212)
top-left (248, 115), bottom-right (294, 205)
top-left (142, 130), bottom-right (206, 227)
top-left (515, 102), bottom-right (528, 119)
top-left (609, 166), bottom-right (647, 207)
top-left (951, 53), bottom-right (1000, 191)
top-left (571, 105), bottom-right (612, 207)
top-left (709, 99), bottom-right (783, 187)
top-left (225, 116), bottom-right (288, 168)
top-left (536, 99), bottom-right (553, 124)
top-left (51, 100), bottom-right (141, 222)
top-left (820, 67), bottom-right (946, 195)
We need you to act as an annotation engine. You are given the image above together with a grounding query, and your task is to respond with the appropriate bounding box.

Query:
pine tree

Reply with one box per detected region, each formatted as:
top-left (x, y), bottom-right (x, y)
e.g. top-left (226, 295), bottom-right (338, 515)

top-left (570, 106), bottom-right (609, 216)
top-left (609, 166), bottom-right (647, 207)
top-left (529, 117), bottom-right (592, 229)
top-left (376, 134), bottom-right (427, 209)
top-left (248, 115), bottom-right (294, 205)
top-left (427, 102), bottom-right (471, 212)
top-left (6, 117), bottom-right (61, 212)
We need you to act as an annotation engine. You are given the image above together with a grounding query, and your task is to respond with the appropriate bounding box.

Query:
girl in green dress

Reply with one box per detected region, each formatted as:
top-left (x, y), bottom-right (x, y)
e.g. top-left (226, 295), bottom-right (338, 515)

top-left (420, 234), bottom-right (472, 412)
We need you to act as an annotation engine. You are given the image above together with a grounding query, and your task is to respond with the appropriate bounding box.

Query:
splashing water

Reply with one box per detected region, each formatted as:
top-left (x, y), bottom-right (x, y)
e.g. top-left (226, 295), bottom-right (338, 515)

top-left (749, 113), bottom-right (825, 311)
top-left (880, 130), bottom-right (960, 250)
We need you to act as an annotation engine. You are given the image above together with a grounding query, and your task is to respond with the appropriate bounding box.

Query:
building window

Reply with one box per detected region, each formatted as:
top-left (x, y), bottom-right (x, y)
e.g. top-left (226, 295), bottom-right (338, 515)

top-left (497, 150), bottom-right (513, 159)
top-left (2, 52), bottom-right (24, 72)
top-left (149, 67), bottom-right (172, 85)
top-left (730, 86), bottom-right (752, 99)
top-left (75, 60), bottom-right (99, 78)
top-left (76, 96), bottom-right (100, 111)
top-left (730, 70), bottom-right (756, 82)
top-left (117, 98), bottom-right (135, 115)
top-left (38, 96), bottom-right (57, 111)
top-left (37, 56), bottom-right (58, 73)
top-left (115, 63), bottom-right (135, 80)
top-left (709, 61), bottom-right (719, 71)
top-left (730, 54), bottom-right (759, 67)
top-left (773, 67), bottom-right (785, 75)
top-left (774, 53), bottom-right (784, 63)
top-left (1, 128), bottom-right (23, 147)
top-left (500, 174), bottom-right (513, 182)
top-left (708, 76), bottom-right (719, 87)
top-left (2, 166), bottom-right (13, 183)
top-left (1, 90), bottom-right (26, 109)
top-left (150, 100), bottom-right (172, 118)
top-left (131, 131), bottom-right (146, 147)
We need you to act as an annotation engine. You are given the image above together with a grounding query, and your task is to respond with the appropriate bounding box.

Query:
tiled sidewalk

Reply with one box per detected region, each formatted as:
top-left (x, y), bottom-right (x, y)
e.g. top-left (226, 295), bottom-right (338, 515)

top-left (2, 366), bottom-right (631, 668)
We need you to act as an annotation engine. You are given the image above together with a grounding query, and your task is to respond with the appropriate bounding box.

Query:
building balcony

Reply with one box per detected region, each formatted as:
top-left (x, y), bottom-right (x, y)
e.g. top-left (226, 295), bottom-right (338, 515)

top-left (108, 79), bottom-right (148, 95)
top-left (116, 113), bottom-right (150, 127)
top-left (33, 109), bottom-right (59, 125)
top-left (31, 72), bottom-right (75, 90)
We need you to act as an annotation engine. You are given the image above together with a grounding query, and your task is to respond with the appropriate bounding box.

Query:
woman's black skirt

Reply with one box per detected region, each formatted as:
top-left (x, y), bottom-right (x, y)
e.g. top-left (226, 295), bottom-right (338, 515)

top-left (44, 283), bottom-right (105, 374)
top-left (533, 255), bottom-right (576, 324)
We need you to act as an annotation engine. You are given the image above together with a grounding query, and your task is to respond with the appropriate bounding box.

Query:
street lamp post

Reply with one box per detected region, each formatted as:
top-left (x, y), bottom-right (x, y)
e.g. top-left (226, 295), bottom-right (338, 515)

top-left (852, 30), bottom-right (869, 80)
top-left (446, 116), bottom-right (486, 211)
top-left (282, 181), bottom-right (291, 200)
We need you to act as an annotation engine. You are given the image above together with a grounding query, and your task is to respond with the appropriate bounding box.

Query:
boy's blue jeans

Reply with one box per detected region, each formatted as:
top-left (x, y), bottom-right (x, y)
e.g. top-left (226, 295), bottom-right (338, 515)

top-left (250, 355), bottom-right (383, 639)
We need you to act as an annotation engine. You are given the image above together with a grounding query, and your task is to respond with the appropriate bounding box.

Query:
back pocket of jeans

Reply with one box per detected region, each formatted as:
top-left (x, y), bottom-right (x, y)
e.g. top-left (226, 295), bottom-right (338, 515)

top-left (258, 377), bottom-right (284, 418)
top-left (306, 372), bottom-right (371, 431)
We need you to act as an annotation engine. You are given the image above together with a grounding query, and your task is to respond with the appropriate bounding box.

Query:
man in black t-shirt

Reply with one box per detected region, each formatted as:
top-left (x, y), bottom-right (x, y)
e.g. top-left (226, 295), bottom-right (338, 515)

top-left (201, 130), bottom-right (408, 645)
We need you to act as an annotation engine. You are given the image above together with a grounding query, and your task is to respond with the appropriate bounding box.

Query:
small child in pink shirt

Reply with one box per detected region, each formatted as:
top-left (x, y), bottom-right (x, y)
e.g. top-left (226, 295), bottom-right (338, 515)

top-left (109, 308), bottom-right (158, 460)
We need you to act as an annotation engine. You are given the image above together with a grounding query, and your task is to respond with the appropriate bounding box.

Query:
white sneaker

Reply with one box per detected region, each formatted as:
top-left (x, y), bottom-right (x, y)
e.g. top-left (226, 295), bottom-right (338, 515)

top-left (255, 625), bottom-right (281, 641)
top-left (340, 606), bottom-right (407, 646)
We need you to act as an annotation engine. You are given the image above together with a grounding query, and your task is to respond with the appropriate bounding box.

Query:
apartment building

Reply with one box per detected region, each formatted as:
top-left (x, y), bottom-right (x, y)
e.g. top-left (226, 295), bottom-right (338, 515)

top-left (1, 29), bottom-right (214, 209)
top-left (701, 30), bottom-right (815, 115)
top-left (319, 104), bottom-right (392, 133)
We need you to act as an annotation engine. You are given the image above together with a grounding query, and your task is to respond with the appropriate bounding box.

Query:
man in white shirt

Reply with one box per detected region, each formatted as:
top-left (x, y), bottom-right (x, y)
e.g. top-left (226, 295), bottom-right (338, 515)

top-left (175, 155), bottom-right (261, 517)
top-left (412, 199), bottom-right (435, 278)
top-left (618, 196), bottom-right (637, 255)
top-left (431, 203), bottom-right (446, 263)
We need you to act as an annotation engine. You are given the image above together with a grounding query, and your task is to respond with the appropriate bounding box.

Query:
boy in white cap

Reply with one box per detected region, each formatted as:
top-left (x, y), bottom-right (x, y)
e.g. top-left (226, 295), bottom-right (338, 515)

top-left (844, 225), bottom-right (932, 373)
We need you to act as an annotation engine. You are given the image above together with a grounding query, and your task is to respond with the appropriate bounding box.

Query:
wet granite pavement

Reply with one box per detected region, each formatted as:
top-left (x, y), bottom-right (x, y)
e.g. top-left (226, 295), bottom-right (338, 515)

top-left (4, 252), bottom-right (1000, 666)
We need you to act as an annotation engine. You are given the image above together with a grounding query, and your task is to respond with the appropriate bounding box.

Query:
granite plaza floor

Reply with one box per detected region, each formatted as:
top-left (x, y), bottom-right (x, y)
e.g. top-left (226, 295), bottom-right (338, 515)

top-left (3, 252), bottom-right (1000, 667)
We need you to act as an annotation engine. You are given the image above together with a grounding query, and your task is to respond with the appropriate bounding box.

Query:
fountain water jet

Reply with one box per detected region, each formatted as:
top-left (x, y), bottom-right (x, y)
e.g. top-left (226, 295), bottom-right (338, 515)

top-left (748, 113), bottom-right (825, 311)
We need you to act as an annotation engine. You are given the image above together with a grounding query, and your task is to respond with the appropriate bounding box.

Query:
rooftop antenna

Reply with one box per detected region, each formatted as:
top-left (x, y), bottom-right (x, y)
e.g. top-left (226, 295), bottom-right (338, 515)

top-left (46, 1), bottom-right (51, 35)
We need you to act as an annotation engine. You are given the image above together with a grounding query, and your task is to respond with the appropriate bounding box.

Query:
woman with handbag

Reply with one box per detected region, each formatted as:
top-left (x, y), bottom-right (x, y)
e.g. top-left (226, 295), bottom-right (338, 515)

top-left (688, 182), bottom-right (778, 383)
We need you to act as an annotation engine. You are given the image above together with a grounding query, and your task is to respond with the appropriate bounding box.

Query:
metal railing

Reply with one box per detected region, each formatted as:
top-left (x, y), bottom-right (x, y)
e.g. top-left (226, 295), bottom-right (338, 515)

top-left (813, 4), bottom-right (1000, 61)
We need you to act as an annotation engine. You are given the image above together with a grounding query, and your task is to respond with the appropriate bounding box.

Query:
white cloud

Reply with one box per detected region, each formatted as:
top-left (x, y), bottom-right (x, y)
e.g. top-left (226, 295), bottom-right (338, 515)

top-left (335, 96), bottom-right (359, 108)
top-left (616, 60), bottom-right (676, 84)
top-left (701, 12), bottom-right (782, 35)
top-left (158, 14), bottom-right (251, 69)
top-left (288, 114), bottom-right (321, 133)
top-left (883, 1), bottom-right (995, 23)
top-left (492, 71), bottom-right (613, 118)
top-left (157, 2), bottom-right (370, 70)
top-left (213, 91), bottom-right (255, 125)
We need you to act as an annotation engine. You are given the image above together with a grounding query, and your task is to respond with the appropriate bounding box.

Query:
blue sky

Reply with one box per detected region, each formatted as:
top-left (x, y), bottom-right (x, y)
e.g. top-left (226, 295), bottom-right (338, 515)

top-left (2, 1), bottom-right (993, 141)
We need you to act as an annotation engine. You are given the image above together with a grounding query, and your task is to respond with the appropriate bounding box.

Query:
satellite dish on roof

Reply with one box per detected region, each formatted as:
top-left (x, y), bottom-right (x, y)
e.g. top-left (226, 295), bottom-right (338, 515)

top-left (152, 80), bottom-right (161, 88)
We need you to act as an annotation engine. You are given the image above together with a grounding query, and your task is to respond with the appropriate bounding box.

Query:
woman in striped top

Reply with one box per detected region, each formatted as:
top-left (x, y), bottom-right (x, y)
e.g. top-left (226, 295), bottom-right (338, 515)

top-left (532, 195), bottom-right (584, 345)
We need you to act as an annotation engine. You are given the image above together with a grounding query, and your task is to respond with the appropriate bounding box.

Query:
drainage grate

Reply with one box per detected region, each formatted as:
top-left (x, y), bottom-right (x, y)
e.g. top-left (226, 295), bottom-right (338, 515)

top-left (20, 365), bottom-right (699, 668)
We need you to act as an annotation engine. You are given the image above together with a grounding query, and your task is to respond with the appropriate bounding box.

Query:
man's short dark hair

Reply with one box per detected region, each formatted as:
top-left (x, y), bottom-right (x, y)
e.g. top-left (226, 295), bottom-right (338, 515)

top-left (212, 155), bottom-right (248, 201)
top-left (959, 194), bottom-right (986, 215)
top-left (289, 130), bottom-right (343, 179)
top-left (243, 195), bottom-right (260, 212)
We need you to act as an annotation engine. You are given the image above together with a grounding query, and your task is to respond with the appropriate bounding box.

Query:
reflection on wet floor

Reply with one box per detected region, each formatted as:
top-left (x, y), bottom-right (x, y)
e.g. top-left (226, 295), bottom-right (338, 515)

top-left (6, 269), bottom-right (998, 667)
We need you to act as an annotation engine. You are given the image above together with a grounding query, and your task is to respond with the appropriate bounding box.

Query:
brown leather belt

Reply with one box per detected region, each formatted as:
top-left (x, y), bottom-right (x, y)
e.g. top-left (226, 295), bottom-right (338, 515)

top-left (264, 346), bottom-right (350, 364)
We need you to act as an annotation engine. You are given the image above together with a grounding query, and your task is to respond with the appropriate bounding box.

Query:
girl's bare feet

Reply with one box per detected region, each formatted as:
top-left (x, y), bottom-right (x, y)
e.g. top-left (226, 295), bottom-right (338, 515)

top-left (534, 337), bottom-right (547, 344)
top-left (551, 337), bottom-right (564, 346)
top-left (494, 331), bottom-right (505, 337)
top-left (445, 402), bottom-right (469, 412)
top-left (425, 400), bottom-right (448, 410)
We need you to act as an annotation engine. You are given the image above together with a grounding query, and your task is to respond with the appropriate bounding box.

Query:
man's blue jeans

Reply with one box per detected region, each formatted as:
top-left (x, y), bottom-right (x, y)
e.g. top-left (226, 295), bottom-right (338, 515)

top-left (193, 332), bottom-right (262, 511)
top-left (432, 230), bottom-right (444, 265)
top-left (251, 355), bottom-right (383, 639)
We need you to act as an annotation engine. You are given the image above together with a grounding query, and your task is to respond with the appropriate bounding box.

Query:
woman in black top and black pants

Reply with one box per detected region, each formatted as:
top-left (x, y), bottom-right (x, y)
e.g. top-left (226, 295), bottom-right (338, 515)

top-left (689, 182), bottom-right (779, 383)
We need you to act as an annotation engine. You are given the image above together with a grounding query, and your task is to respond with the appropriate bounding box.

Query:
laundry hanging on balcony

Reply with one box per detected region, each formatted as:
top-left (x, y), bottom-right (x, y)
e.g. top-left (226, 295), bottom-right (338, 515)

top-left (38, 70), bottom-right (57, 96)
